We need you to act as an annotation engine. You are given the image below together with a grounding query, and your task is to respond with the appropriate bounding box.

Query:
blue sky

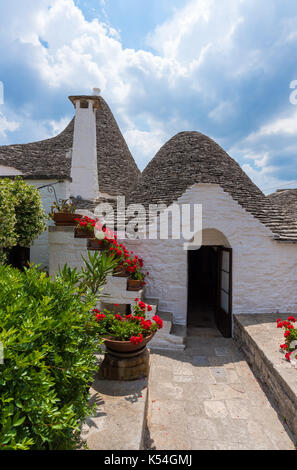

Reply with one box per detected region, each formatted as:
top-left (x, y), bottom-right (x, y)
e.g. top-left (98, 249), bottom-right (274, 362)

top-left (1, 0), bottom-right (297, 194)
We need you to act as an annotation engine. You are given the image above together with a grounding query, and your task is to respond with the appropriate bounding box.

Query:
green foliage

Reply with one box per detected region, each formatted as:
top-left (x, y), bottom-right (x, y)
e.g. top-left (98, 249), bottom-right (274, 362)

top-left (0, 264), bottom-right (100, 450)
top-left (95, 313), bottom-right (144, 340)
top-left (0, 179), bottom-right (17, 248)
top-left (49, 199), bottom-right (76, 219)
top-left (79, 251), bottom-right (120, 297)
top-left (0, 177), bottom-right (47, 249)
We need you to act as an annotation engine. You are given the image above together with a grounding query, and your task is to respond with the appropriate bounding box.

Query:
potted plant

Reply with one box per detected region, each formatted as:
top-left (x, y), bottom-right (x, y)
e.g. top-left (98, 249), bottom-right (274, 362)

top-left (75, 216), bottom-right (97, 238)
top-left (93, 300), bottom-right (163, 354)
top-left (49, 200), bottom-right (82, 226)
top-left (127, 269), bottom-right (145, 291)
top-left (277, 316), bottom-right (297, 367)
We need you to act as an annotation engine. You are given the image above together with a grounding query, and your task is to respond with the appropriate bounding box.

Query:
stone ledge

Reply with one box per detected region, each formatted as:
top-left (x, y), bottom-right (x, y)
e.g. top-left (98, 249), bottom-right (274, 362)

top-left (81, 357), bottom-right (148, 450)
top-left (234, 314), bottom-right (297, 441)
top-left (49, 226), bottom-right (76, 232)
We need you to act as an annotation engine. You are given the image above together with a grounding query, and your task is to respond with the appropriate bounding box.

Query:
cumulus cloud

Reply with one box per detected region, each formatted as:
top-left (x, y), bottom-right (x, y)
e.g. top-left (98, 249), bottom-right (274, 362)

top-left (0, 0), bottom-right (297, 191)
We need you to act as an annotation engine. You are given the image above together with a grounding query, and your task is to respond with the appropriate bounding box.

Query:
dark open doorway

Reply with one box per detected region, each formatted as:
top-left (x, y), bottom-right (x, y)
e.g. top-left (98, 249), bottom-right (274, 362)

top-left (187, 246), bottom-right (232, 338)
top-left (5, 246), bottom-right (30, 271)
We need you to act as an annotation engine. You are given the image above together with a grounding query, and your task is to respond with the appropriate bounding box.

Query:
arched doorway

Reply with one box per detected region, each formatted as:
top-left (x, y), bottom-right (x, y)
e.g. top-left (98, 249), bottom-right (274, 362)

top-left (187, 229), bottom-right (232, 338)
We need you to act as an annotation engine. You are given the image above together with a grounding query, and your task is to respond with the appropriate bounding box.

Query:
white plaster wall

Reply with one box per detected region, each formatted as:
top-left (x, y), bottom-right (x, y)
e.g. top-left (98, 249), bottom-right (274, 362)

top-left (49, 227), bottom-right (88, 277)
top-left (28, 179), bottom-right (70, 268)
top-left (122, 184), bottom-right (297, 325)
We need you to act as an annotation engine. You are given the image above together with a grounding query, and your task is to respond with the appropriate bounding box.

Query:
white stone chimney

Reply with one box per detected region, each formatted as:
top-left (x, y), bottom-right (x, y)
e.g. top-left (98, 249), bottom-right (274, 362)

top-left (68, 89), bottom-right (101, 200)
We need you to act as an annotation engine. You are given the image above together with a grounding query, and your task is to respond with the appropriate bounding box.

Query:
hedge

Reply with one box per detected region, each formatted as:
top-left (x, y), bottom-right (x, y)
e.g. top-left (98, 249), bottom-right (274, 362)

top-left (0, 264), bottom-right (100, 450)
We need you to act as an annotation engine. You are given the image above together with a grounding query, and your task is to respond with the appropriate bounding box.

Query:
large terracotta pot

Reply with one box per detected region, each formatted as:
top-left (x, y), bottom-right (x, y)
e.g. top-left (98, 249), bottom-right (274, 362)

top-left (53, 213), bottom-right (82, 226)
top-left (103, 333), bottom-right (155, 354)
top-left (127, 279), bottom-right (143, 291)
top-left (75, 227), bottom-right (94, 238)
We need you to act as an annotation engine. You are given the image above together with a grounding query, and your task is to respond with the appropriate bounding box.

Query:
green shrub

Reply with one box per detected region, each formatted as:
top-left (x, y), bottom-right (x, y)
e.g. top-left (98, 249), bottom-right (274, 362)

top-left (0, 264), bottom-right (100, 450)
top-left (0, 177), bottom-right (47, 252)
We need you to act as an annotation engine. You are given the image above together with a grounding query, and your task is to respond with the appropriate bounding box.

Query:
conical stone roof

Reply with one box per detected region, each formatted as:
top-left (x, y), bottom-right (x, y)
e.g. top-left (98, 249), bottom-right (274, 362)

top-left (0, 96), bottom-right (140, 197)
top-left (267, 189), bottom-right (297, 221)
top-left (128, 131), bottom-right (297, 241)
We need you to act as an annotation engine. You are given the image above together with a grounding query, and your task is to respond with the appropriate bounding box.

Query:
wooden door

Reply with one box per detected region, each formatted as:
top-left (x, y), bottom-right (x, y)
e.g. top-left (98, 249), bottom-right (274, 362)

top-left (215, 247), bottom-right (232, 337)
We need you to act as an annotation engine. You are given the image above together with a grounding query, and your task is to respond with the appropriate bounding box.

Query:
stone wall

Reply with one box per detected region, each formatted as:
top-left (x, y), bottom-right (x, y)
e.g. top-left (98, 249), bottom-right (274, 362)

top-left (234, 314), bottom-right (297, 441)
top-left (123, 183), bottom-right (297, 325)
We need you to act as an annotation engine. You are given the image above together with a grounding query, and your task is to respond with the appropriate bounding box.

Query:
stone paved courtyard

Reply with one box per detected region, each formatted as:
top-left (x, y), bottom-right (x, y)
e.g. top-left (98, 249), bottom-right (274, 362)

top-left (145, 328), bottom-right (296, 450)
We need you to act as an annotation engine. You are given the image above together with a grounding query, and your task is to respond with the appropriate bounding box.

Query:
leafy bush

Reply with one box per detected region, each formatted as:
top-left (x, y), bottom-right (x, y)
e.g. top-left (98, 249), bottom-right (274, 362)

top-left (0, 177), bottom-right (47, 251)
top-left (0, 179), bottom-right (17, 249)
top-left (0, 264), bottom-right (100, 450)
top-left (58, 251), bottom-right (119, 299)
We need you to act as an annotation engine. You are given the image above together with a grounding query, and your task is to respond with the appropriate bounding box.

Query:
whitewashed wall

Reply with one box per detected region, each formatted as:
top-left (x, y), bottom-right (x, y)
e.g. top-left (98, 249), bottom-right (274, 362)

top-left (122, 183), bottom-right (297, 325)
top-left (28, 179), bottom-right (70, 268)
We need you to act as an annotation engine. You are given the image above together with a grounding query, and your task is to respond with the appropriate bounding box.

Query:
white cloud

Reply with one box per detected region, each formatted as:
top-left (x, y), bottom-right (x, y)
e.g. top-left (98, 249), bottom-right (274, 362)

top-left (0, 0), bottom-right (297, 191)
top-left (246, 109), bottom-right (297, 140)
top-left (124, 127), bottom-right (169, 170)
top-left (0, 112), bottom-right (19, 138)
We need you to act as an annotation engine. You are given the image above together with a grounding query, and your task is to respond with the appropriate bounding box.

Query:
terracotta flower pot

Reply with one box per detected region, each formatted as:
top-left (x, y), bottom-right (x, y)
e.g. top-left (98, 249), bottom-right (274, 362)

top-left (53, 213), bottom-right (82, 226)
top-left (87, 238), bottom-right (106, 251)
top-left (103, 333), bottom-right (155, 354)
top-left (113, 266), bottom-right (129, 278)
top-left (75, 227), bottom-right (94, 238)
top-left (127, 279), bottom-right (143, 291)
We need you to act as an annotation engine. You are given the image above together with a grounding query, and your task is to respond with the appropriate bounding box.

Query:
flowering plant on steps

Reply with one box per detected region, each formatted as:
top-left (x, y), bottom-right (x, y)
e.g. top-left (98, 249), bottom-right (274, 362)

top-left (93, 299), bottom-right (163, 345)
top-left (75, 215), bottom-right (97, 236)
top-left (277, 316), bottom-right (297, 367)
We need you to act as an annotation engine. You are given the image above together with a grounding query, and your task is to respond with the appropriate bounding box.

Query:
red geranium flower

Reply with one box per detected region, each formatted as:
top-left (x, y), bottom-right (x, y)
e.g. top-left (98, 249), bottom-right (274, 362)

top-left (285, 352), bottom-right (292, 361)
top-left (95, 313), bottom-right (106, 321)
top-left (152, 315), bottom-right (163, 329)
top-left (130, 334), bottom-right (143, 345)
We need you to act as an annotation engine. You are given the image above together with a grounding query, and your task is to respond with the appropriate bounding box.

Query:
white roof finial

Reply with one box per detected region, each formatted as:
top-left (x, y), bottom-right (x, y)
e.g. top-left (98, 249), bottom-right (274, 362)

top-left (93, 87), bottom-right (101, 96)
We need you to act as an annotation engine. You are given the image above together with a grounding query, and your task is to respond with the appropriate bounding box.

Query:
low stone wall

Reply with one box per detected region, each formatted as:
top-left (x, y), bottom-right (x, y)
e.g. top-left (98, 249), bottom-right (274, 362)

top-left (234, 314), bottom-right (297, 441)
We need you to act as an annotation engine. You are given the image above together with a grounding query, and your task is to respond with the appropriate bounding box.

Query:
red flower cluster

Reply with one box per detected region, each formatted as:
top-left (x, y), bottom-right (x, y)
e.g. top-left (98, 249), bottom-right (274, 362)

top-left (130, 334), bottom-right (143, 345)
top-left (276, 316), bottom-right (297, 360)
top-left (152, 315), bottom-right (163, 329)
top-left (114, 314), bottom-right (123, 321)
top-left (75, 215), bottom-right (97, 231)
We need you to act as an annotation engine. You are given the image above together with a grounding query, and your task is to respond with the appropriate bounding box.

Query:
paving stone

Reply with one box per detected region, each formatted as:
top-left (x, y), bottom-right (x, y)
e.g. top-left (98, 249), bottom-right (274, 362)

top-left (225, 399), bottom-right (251, 419)
top-left (215, 347), bottom-right (232, 357)
top-left (146, 334), bottom-right (295, 450)
top-left (190, 439), bottom-right (214, 450)
top-left (210, 367), bottom-right (227, 383)
top-left (191, 355), bottom-right (209, 366)
top-left (204, 400), bottom-right (228, 418)
top-left (209, 383), bottom-right (248, 400)
top-left (192, 368), bottom-right (216, 385)
top-left (173, 375), bottom-right (195, 383)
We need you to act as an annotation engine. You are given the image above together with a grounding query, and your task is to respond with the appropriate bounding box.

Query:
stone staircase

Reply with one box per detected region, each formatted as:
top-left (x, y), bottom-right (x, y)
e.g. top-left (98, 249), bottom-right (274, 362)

top-left (144, 298), bottom-right (186, 351)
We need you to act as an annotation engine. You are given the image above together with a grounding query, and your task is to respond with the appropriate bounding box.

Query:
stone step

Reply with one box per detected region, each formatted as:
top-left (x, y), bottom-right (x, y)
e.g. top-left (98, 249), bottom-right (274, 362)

top-left (149, 311), bottom-right (186, 351)
top-left (143, 297), bottom-right (159, 309)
